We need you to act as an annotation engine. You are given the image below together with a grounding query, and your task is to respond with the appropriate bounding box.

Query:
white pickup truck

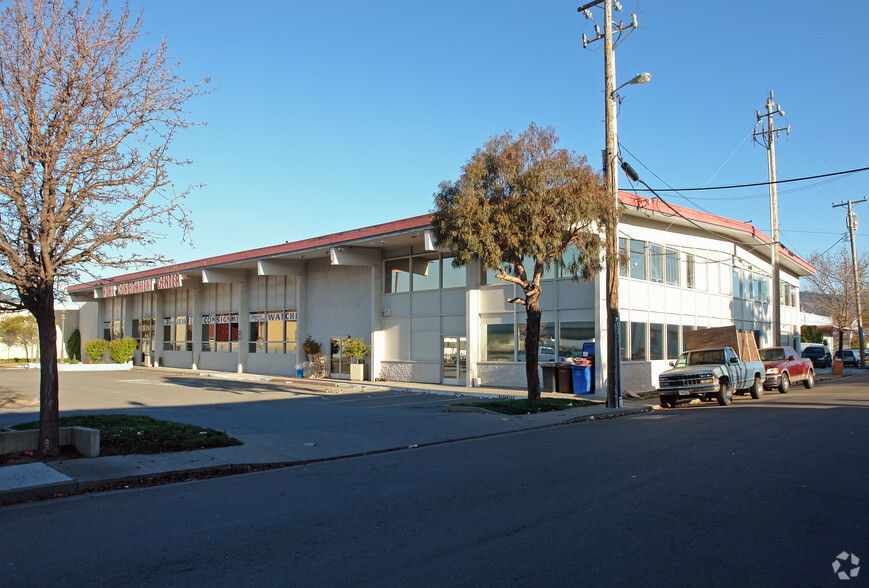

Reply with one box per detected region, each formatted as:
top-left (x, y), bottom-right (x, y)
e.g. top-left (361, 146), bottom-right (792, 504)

top-left (657, 346), bottom-right (765, 408)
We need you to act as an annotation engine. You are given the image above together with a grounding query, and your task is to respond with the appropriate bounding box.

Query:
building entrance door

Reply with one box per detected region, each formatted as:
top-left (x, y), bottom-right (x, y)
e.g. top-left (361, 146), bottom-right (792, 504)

top-left (442, 336), bottom-right (466, 385)
top-left (330, 337), bottom-right (351, 379)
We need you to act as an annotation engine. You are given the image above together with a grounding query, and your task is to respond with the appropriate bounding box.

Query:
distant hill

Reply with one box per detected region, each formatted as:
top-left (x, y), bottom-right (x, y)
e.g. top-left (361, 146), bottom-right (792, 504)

top-left (800, 291), bottom-right (826, 315)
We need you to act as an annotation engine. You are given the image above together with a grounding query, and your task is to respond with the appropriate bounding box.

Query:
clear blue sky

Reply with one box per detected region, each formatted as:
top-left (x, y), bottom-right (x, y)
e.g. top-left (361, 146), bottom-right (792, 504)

top-left (121, 0), bottom-right (869, 275)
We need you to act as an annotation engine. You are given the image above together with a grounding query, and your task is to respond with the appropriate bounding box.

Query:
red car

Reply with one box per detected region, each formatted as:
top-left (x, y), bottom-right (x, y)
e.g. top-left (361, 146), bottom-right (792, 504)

top-left (759, 346), bottom-right (815, 393)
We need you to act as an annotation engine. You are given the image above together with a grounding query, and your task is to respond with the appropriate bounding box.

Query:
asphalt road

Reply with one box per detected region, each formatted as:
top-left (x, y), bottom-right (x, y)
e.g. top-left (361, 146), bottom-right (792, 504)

top-left (0, 373), bottom-right (866, 587)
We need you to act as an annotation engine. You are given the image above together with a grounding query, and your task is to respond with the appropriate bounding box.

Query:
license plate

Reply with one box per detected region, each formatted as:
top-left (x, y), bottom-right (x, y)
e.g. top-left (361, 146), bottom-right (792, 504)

top-left (678, 389), bottom-right (690, 396)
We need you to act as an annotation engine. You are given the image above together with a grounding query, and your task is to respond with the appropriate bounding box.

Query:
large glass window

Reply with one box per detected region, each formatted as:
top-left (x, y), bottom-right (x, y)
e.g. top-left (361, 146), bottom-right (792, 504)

top-left (620, 321), bottom-right (627, 361)
top-left (667, 324), bottom-right (680, 359)
top-left (249, 310), bottom-right (297, 353)
top-left (103, 320), bottom-right (123, 341)
top-left (733, 264), bottom-right (741, 298)
top-left (518, 322), bottom-right (554, 362)
top-left (695, 253), bottom-right (707, 291)
top-left (630, 240), bottom-right (646, 280)
top-left (650, 323), bottom-right (664, 360)
top-left (441, 256), bottom-right (466, 289)
top-left (384, 258), bottom-right (410, 293)
top-left (685, 252), bottom-right (695, 289)
top-left (485, 324), bottom-right (515, 361)
top-left (618, 238), bottom-right (627, 277)
top-left (411, 254), bottom-right (440, 291)
top-left (649, 244), bottom-right (663, 283)
top-left (163, 316), bottom-right (192, 351)
top-left (630, 321), bottom-right (646, 361)
top-left (665, 248), bottom-right (679, 285)
top-left (559, 321), bottom-right (595, 360)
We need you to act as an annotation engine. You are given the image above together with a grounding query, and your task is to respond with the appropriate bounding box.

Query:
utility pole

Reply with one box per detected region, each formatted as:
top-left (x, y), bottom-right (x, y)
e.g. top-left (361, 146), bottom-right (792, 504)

top-left (833, 198), bottom-right (866, 367)
top-left (754, 91), bottom-right (788, 345)
top-left (578, 0), bottom-right (639, 408)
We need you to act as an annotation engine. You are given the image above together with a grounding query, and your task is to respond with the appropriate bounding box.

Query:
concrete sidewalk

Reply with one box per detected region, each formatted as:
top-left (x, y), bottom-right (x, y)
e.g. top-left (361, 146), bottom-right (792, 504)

top-left (0, 371), bottom-right (654, 505)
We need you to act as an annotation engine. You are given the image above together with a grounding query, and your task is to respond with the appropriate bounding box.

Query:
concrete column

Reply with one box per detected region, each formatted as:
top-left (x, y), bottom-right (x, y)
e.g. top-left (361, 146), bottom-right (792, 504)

top-left (595, 265), bottom-right (608, 394)
top-left (296, 274), bottom-right (307, 366)
top-left (466, 262), bottom-right (480, 387)
top-left (238, 276), bottom-right (250, 373)
top-left (191, 285), bottom-right (202, 370)
top-left (370, 264), bottom-right (383, 381)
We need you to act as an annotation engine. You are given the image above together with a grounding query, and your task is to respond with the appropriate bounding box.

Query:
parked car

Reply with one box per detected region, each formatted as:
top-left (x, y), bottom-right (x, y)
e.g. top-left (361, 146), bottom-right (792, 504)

top-left (759, 346), bottom-right (814, 393)
top-left (658, 346), bottom-right (765, 407)
top-left (834, 349), bottom-right (861, 367)
top-left (801, 345), bottom-right (832, 368)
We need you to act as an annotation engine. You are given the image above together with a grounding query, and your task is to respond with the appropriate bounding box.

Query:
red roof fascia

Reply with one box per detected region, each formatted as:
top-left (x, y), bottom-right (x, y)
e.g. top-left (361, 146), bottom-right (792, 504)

top-left (619, 191), bottom-right (815, 274)
top-left (69, 214), bottom-right (433, 292)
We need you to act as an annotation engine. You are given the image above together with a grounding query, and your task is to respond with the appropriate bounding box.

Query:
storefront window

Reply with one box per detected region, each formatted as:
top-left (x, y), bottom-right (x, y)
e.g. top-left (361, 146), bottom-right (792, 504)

top-left (630, 321), bottom-right (646, 361)
top-left (667, 324), bottom-right (680, 359)
top-left (558, 321), bottom-right (595, 360)
top-left (250, 310), bottom-right (297, 353)
top-left (103, 320), bottom-right (123, 341)
top-left (163, 316), bottom-right (192, 351)
top-left (485, 324), bottom-right (514, 361)
top-left (650, 323), bottom-right (664, 360)
top-left (201, 314), bottom-right (239, 352)
top-left (518, 322), bottom-right (555, 362)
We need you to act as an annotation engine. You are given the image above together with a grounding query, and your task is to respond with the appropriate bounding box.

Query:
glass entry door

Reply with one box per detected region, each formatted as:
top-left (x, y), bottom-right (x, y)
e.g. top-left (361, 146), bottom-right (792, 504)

top-left (442, 336), bottom-right (466, 385)
top-left (330, 338), bottom-right (352, 379)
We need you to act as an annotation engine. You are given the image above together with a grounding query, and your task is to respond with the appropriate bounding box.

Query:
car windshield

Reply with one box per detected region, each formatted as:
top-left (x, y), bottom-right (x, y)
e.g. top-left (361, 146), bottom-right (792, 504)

top-left (677, 350), bottom-right (725, 366)
top-left (803, 348), bottom-right (822, 356)
top-left (760, 348), bottom-right (786, 361)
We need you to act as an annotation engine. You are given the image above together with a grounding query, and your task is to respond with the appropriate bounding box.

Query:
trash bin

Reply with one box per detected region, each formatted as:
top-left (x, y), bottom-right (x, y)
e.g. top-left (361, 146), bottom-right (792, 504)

top-left (572, 364), bottom-right (592, 395)
top-left (556, 364), bottom-right (574, 394)
top-left (541, 363), bottom-right (557, 393)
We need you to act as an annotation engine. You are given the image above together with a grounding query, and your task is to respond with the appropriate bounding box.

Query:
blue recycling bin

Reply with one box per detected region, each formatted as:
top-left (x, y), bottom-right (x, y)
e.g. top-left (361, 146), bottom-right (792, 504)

top-left (571, 364), bottom-right (591, 395)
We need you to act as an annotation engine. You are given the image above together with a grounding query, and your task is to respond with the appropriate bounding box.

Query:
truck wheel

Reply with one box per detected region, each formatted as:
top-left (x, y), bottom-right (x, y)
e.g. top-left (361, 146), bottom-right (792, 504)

top-left (803, 371), bottom-right (815, 389)
top-left (659, 396), bottom-right (675, 408)
top-left (749, 376), bottom-right (763, 399)
top-left (717, 381), bottom-right (732, 406)
top-left (778, 373), bottom-right (790, 394)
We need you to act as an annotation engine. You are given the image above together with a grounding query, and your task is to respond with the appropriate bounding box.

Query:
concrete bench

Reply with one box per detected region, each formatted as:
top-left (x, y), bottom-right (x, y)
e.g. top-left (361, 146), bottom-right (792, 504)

top-left (0, 426), bottom-right (100, 458)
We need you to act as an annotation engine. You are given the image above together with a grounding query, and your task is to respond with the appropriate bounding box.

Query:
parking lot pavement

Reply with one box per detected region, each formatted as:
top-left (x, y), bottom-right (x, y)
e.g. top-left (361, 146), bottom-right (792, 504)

top-left (0, 367), bottom-right (651, 504)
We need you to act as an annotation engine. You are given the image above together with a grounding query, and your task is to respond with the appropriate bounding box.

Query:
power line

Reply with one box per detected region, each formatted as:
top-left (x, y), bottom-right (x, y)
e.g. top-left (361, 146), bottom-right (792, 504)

top-left (627, 165), bottom-right (869, 193)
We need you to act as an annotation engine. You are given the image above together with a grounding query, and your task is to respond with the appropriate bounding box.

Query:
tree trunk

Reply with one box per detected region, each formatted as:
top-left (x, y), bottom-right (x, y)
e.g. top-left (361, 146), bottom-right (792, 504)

top-left (524, 296), bottom-right (542, 402)
top-left (32, 292), bottom-right (60, 458)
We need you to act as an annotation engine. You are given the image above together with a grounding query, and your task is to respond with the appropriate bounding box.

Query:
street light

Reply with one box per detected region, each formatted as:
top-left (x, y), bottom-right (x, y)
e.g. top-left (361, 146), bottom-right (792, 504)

top-left (612, 72), bottom-right (651, 97)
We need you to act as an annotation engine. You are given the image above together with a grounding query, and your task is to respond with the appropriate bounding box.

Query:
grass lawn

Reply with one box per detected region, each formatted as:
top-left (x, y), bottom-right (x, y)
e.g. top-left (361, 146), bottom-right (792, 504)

top-left (452, 397), bottom-right (599, 415)
top-left (10, 415), bottom-right (243, 456)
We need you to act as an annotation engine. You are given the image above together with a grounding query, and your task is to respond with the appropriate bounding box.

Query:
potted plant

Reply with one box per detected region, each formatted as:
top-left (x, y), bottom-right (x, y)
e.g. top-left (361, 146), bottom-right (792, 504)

top-left (302, 335), bottom-right (321, 362)
top-left (343, 336), bottom-right (371, 381)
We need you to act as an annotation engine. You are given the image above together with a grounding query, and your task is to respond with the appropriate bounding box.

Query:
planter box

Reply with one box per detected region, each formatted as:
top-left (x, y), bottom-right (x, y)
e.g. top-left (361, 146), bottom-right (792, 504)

top-left (350, 363), bottom-right (365, 382)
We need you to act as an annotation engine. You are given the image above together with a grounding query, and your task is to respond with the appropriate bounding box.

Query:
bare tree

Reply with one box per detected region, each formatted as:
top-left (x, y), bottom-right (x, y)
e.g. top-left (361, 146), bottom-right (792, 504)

top-left (805, 246), bottom-right (869, 353)
top-left (0, 0), bottom-right (209, 456)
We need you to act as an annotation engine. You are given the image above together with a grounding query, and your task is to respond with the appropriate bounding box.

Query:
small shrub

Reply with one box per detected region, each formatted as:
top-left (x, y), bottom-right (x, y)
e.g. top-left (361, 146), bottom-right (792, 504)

top-left (85, 339), bottom-right (110, 363)
top-left (302, 335), bottom-right (321, 361)
top-left (343, 337), bottom-right (371, 363)
top-left (109, 337), bottom-right (138, 364)
top-left (66, 328), bottom-right (81, 361)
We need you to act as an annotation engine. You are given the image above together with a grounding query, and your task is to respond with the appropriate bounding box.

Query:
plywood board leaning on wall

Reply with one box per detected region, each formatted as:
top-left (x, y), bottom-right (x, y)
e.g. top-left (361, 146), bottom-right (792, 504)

top-left (684, 325), bottom-right (760, 362)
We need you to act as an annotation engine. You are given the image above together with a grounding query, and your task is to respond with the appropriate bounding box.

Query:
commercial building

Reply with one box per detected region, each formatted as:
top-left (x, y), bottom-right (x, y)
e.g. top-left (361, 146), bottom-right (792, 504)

top-left (68, 191), bottom-right (814, 393)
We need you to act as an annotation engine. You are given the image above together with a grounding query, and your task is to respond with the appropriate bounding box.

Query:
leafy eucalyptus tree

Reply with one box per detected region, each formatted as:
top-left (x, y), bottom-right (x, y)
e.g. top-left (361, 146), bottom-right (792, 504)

top-left (431, 123), bottom-right (612, 400)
